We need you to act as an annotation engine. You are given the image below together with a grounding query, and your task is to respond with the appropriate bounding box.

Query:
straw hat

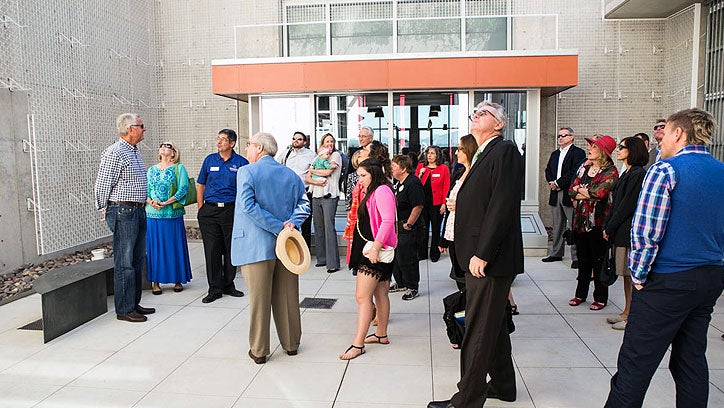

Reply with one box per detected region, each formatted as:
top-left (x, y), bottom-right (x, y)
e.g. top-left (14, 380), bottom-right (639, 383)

top-left (275, 227), bottom-right (311, 275)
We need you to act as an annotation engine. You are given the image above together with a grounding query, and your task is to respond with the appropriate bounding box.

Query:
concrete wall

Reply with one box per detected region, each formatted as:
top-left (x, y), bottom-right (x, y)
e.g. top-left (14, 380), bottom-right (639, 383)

top-left (0, 90), bottom-right (36, 272)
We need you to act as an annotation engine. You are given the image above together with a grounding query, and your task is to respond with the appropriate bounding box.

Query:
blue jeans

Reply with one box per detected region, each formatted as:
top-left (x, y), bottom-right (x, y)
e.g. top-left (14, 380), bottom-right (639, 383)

top-left (105, 203), bottom-right (146, 315)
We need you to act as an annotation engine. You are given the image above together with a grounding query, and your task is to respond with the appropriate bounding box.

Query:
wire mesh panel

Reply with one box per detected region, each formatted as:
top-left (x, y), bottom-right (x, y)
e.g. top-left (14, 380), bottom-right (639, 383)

top-left (0, 0), bottom-right (158, 254)
top-left (705, 0), bottom-right (724, 162)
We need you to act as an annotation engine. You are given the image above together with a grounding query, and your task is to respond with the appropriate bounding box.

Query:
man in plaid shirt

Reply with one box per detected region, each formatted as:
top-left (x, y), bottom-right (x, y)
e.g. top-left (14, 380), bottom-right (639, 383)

top-left (94, 113), bottom-right (156, 323)
top-left (605, 108), bottom-right (724, 408)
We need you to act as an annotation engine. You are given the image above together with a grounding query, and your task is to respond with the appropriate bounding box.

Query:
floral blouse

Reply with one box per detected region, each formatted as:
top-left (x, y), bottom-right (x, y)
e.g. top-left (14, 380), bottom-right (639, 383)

top-left (568, 164), bottom-right (618, 234)
top-left (146, 163), bottom-right (189, 219)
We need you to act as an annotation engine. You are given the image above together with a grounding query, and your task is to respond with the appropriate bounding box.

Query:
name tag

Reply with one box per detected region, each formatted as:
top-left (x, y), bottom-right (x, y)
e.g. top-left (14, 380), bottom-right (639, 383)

top-left (210, 166), bottom-right (220, 172)
top-left (432, 174), bottom-right (441, 178)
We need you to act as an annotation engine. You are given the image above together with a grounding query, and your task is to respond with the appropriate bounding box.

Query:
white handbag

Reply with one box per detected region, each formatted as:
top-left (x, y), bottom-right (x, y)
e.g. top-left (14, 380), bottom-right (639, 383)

top-left (356, 220), bottom-right (395, 263)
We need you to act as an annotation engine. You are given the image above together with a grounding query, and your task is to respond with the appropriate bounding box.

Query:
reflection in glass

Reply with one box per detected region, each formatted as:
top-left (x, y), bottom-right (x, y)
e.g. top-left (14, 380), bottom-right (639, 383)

top-left (398, 19), bottom-right (461, 53)
top-left (466, 17), bottom-right (507, 51)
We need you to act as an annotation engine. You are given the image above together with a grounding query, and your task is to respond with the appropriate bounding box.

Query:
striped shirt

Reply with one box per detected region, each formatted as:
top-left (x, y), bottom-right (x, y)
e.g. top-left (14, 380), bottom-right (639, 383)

top-left (628, 145), bottom-right (710, 285)
top-left (94, 138), bottom-right (147, 210)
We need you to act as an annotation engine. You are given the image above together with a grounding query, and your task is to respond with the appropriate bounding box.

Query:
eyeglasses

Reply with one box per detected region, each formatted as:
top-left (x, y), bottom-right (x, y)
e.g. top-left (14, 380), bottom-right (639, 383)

top-left (468, 109), bottom-right (495, 122)
top-left (557, 134), bottom-right (571, 138)
top-left (216, 136), bottom-right (229, 142)
top-left (292, 137), bottom-right (304, 141)
top-left (617, 144), bottom-right (628, 150)
top-left (130, 124), bottom-right (145, 129)
top-left (159, 143), bottom-right (175, 150)
top-left (653, 124), bottom-right (665, 130)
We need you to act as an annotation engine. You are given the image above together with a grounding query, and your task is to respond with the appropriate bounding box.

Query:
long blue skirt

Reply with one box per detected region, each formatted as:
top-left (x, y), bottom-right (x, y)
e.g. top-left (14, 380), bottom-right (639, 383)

top-left (146, 217), bottom-right (193, 284)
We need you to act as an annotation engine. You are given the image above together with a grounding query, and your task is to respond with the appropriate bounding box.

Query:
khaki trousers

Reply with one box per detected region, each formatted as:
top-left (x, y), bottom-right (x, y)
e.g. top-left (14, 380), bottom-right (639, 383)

top-left (241, 259), bottom-right (301, 357)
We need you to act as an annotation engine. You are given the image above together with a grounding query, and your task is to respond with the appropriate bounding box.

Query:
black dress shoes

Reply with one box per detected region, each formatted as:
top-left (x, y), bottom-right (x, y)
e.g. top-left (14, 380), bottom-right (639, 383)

top-left (117, 312), bottom-right (147, 322)
top-left (541, 256), bottom-right (563, 262)
top-left (202, 292), bottom-right (222, 303)
top-left (135, 305), bottom-right (156, 315)
top-left (286, 350), bottom-right (298, 356)
top-left (248, 349), bottom-right (266, 364)
top-left (430, 252), bottom-right (440, 262)
top-left (571, 261), bottom-right (579, 269)
top-left (223, 288), bottom-right (245, 297)
top-left (427, 401), bottom-right (454, 408)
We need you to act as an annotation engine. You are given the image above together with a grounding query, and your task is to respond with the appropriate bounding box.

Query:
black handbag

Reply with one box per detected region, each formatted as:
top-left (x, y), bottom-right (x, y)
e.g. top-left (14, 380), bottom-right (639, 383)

top-left (599, 244), bottom-right (617, 286)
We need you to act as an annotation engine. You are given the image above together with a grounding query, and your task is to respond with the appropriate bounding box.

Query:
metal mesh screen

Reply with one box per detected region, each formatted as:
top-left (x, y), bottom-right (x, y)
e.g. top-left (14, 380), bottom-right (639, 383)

top-left (705, 0), bottom-right (724, 162)
top-left (1, 0), bottom-right (158, 255)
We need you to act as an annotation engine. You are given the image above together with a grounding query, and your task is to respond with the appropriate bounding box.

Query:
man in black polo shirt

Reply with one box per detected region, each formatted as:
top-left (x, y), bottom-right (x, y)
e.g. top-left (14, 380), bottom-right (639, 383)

top-left (196, 129), bottom-right (249, 303)
top-left (390, 155), bottom-right (425, 300)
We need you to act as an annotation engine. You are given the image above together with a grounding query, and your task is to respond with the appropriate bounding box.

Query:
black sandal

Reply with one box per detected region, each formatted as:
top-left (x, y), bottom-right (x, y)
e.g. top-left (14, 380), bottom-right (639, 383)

top-left (339, 344), bottom-right (365, 360)
top-left (364, 333), bottom-right (390, 345)
top-left (511, 304), bottom-right (519, 315)
top-left (173, 284), bottom-right (183, 293)
top-left (152, 285), bottom-right (162, 295)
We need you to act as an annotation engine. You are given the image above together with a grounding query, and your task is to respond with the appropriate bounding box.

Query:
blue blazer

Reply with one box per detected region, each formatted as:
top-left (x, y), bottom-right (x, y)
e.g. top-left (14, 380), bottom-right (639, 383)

top-left (231, 155), bottom-right (310, 267)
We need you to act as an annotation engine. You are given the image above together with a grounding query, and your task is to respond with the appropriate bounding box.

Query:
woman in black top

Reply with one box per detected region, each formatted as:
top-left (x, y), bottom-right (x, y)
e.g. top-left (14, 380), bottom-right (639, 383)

top-left (602, 136), bottom-right (648, 330)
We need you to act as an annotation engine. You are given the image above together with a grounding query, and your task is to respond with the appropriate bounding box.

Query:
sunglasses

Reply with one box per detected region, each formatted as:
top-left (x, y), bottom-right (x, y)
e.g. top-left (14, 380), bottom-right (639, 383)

top-left (292, 137), bottom-right (305, 141)
top-left (653, 124), bottom-right (665, 130)
top-left (159, 143), bottom-right (175, 150)
top-left (130, 124), bottom-right (145, 129)
top-left (617, 144), bottom-right (628, 150)
top-left (557, 134), bottom-right (571, 138)
top-left (468, 109), bottom-right (496, 121)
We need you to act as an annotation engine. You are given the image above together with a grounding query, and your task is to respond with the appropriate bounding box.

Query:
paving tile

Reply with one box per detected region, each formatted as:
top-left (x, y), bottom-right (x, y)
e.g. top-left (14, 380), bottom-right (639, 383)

top-left (336, 363), bottom-right (432, 405)
top-left (512, 338), bottom-right (601, 368)
top-left (519, 367), bottom-right (612, 407)
top-left (34, 386), bottom-right (145, 407)
top-left (154, 355), bottom-right (260, 397)
top-left (0, 346), bottom-right (112, 386)
top-left (232, 398), bottom-right (331, 408)
top-left (136, 392), bottom-right (237, 408)
top-left (242, 361), bottom-right (346, 401)
top-left (509, 315), bottom-right (576, 338)
top-left (0, 380), bottom-right (61, 408)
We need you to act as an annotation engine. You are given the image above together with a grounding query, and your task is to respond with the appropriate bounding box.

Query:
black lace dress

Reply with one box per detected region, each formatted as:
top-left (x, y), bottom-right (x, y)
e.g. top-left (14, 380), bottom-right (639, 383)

top-left (349, 208), bottom-right (394, 282)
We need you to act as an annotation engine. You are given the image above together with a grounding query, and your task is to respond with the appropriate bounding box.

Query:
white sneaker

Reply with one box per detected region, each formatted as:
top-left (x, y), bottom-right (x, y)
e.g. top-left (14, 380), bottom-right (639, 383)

top-left (389, 283), bottom-right (406, 293)
top-left (402, 289), bottom-right (419, 301)
top-left (607, 315), bottom-right (626, 324)
top-left (612, 320), bottom-right (627, 330)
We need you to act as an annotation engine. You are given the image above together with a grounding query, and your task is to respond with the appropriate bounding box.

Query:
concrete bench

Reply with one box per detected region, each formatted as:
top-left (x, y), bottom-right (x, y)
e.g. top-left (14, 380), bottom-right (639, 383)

top-left (33, 258), bottom-right (114, 343)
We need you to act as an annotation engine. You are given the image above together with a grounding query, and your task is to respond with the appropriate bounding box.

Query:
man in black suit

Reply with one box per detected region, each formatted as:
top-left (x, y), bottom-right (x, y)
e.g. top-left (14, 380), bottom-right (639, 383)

top-left (542, 127), bottom-right (586, 267)
top-left (428, 101), bottom-right (524, 408)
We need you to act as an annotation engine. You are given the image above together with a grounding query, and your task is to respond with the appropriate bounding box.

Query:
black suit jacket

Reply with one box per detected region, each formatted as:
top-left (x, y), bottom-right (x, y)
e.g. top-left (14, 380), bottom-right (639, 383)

top-left (454, 137), bottom-right (524, 277)
top-left (602, 165), bottom-right (646, 247)
top-left (544, 145), bottom-right (587, 207)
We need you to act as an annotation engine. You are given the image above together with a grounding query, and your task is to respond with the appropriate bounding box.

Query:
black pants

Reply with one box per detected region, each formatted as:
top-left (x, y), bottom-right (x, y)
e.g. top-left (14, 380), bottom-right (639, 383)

top-left (418, 203), bottom-right (443, 259)
top-left (451, 274), bottom-right (516, 407)
top-left (300, 192), bottom-right (313, 248)
top-left (605, 266), bottom-right (723, 408)
top-left (197, 204), bottom-right (238, 295)
top-left (574, 227), bottom-right (608, 304)
top-left (447, 242), bottom-right (466, 290)
top-left (392, 226), bottom-right (420, 290)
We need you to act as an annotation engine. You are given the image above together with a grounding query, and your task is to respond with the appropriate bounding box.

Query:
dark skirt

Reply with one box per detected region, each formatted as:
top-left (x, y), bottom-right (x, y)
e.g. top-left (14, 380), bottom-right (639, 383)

top-left (146, 217), bottom-right (193, 284)
top-left (349, 215), bottom-right (393, 282)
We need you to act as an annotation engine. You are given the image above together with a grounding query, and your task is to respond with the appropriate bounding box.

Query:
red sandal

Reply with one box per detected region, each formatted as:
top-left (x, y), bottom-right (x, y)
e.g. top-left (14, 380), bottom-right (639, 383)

top-left (589, 301), bottom-right (606, 310)
top-left (568, 297), bottom-right (584, 306)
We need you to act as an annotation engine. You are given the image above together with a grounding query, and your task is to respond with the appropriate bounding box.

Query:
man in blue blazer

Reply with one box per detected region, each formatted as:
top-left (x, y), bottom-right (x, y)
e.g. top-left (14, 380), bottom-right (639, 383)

top-left (542, 127), bottom-right (586, 267)
top-left (231, 132), bottom-right (310, 364)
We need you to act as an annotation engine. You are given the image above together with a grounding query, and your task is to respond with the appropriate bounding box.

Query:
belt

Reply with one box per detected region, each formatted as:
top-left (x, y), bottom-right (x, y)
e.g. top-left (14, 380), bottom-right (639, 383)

top-left (205, 201), bottom-right (235, 207)
top-left (108, 200), bottom-right (144, 208)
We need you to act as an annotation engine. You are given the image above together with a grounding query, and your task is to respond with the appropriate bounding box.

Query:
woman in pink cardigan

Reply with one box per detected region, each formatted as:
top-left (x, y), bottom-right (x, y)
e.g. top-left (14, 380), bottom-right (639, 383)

top-left (340, 158), bottom-right (397, 360)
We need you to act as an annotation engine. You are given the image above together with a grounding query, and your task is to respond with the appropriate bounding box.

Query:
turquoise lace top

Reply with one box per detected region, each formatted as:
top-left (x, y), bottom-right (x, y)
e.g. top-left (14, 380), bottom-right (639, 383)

top-left (145, 163), bottom-right (189, 219)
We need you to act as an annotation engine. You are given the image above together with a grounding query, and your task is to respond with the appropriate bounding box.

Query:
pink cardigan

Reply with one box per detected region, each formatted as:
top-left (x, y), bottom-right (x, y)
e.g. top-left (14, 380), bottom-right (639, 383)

top-left (364, 184), bottom-right (397, 249)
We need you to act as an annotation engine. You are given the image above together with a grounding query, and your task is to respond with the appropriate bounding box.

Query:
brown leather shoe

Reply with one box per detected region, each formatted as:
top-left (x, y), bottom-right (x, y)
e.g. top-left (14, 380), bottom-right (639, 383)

top-left (286, 350), bottom-right (298, 356)
top-left (248, 349), bottom-right (266, 364)
top-left (135, 305), bottom-right (156, 315)
top-left (117, 312), bottom-right (147, 322)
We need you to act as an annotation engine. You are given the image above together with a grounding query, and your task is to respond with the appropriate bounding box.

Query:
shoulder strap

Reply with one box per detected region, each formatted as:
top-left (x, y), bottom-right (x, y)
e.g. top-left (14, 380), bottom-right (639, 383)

top-left (283, 148), bottom-right (293, 165)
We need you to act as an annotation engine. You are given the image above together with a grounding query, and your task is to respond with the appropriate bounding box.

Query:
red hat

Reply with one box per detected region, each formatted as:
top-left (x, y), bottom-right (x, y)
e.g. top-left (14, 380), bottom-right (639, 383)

top-left (585, 135), bottom-right (616, 158)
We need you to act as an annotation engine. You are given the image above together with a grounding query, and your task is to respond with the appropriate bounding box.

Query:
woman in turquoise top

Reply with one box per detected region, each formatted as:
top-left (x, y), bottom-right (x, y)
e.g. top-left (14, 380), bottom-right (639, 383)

top-left (145, 141), bottom-right (193, 294)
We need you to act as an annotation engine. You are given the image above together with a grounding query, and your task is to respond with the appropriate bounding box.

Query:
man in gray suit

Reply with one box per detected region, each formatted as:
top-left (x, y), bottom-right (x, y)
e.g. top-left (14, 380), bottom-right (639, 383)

top-left (542, 127), bottom-right (586, 267)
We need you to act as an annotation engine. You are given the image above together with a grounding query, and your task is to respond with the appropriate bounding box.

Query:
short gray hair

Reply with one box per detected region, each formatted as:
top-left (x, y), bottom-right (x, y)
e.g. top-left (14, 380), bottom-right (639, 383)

top-left (475, 101), bottom-right (507, 126)
top-left (250, 132), bottom-right (278, 157)
top-left (360, 126), bottom-right (374, 136)
top-left (116, 113), bottom-right (140, 136)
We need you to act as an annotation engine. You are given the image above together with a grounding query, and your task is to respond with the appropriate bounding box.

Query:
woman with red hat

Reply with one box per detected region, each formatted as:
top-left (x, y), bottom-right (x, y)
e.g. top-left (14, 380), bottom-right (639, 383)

top-left (567, 135), bottom-right (619, 311)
